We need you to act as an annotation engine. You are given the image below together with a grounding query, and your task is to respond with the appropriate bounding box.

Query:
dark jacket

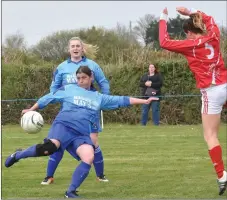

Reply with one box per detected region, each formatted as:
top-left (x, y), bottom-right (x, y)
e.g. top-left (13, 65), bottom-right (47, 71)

top-left (140, 73), bottom-right (163, 98)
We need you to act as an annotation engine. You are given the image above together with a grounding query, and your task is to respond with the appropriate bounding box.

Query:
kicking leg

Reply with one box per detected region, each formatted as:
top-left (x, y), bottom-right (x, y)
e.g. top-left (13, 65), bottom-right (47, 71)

top-left (5, 139), bottom-right (59, 168)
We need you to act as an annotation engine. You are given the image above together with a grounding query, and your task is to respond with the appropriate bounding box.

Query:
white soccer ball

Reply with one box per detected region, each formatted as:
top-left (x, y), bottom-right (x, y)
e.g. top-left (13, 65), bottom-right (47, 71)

top-left (21, 111), bottom-right (44, 134)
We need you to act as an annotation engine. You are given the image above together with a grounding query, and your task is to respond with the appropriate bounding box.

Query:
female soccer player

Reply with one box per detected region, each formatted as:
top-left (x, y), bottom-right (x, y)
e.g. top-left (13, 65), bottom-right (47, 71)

top-left (159, 7), bottom-right (227, 195)
top-left (42, 37), bottom-right (110, 185)
top-left (5, 66), bottom-right (159, 198)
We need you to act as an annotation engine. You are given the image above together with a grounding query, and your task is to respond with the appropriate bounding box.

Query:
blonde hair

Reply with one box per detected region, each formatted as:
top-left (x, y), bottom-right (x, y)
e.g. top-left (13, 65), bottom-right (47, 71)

top-left (68, 37), bottom-right (99, 59)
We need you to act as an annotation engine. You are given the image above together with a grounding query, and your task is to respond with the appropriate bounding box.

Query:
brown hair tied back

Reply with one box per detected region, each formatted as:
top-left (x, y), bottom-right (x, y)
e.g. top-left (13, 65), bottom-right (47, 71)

top-left (183, 13), bottom-right (207, 35)
top-left (191, 13), bottom-right (206, 33)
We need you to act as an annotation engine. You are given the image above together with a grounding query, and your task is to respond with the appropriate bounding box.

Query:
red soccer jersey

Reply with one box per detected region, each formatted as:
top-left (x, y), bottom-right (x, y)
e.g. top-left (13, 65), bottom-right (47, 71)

top-left (159, 11), bottom-right (227, 89)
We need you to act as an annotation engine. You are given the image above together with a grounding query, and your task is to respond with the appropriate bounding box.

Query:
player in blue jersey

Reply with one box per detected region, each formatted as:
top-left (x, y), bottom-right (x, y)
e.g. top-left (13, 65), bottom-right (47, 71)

top-left (42, 37), bottom-right (110, 185)
top-left (5, 66), bottom-right (159, 198)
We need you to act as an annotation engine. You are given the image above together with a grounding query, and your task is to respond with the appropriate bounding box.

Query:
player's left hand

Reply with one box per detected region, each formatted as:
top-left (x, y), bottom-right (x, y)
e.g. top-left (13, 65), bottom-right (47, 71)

top-left (176, 7), bottom-right (190, 16)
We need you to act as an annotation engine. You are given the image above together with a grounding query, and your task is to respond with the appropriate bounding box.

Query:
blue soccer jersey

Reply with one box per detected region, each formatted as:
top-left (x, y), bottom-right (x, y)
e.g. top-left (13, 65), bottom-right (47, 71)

top-left (37, 84), bottom-right (130, 136)
top-left (50, 57), bottom-right (110, 94)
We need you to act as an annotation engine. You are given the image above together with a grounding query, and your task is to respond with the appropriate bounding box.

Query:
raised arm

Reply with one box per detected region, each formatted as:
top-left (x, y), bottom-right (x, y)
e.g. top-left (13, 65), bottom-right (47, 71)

top-left (92, 62), bottom-right (110, 94)
top-left (198, 11), bottom-right (220, 38)
top-left (159, 8), bottom-right (196, 54)
top-left (176, 7), bottom-right (220, 38)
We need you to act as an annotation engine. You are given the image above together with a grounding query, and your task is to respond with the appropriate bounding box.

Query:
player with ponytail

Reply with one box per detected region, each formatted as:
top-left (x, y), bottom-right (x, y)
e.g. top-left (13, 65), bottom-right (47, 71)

top-left (159, 7), bottom-right (227, 195)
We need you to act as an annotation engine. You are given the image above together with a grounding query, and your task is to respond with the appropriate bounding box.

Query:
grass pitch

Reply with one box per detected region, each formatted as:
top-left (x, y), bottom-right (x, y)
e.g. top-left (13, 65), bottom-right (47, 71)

top-left (2, 124), bottom-right (227, 199)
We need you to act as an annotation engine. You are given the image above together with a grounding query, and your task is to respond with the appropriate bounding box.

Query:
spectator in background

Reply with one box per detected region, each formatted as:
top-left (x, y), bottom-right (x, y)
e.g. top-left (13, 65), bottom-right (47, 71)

top-left (140, 64), bottom-right (163, 126)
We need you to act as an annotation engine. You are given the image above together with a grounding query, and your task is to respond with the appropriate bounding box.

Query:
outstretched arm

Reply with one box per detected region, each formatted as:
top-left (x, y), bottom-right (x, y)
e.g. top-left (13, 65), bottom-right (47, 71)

top-left (100, 94), bottom-right (159, 110)
top-left (22, 103), bottom-right (40, 114)
top-left (129, 97), bottom-right (159, 105)
top-left (21, 87), bottom-right (66, 115)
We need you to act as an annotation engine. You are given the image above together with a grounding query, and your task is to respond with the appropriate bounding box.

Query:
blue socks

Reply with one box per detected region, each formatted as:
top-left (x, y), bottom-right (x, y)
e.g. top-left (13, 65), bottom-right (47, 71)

top-left (67, 161), bottom-right (91, 192)
top-left (46, 149), bottom-right (64, 177)
top-left (93, 146), bottom-right (104, 177)
top-left (15, 145), bottom-right (37, 160)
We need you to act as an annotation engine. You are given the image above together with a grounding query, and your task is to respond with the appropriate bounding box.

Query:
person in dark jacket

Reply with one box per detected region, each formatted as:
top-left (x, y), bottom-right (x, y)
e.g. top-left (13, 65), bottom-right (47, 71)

top-left (140, 64), bottom-right (163, 126)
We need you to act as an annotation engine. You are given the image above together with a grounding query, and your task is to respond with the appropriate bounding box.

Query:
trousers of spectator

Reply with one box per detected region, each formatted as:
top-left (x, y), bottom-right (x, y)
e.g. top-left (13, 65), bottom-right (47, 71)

top-left (141, 100), bottom-right (160, 125)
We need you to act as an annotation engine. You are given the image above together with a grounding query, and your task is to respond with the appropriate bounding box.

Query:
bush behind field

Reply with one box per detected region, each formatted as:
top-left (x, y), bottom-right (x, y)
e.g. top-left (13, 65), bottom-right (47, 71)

top-left (2, 56), bottom-right (227, 125)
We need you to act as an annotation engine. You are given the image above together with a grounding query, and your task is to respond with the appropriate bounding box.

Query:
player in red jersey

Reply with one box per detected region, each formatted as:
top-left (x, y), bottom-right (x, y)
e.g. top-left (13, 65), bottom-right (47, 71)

top-left (159, 7), bottom-right (227, 195)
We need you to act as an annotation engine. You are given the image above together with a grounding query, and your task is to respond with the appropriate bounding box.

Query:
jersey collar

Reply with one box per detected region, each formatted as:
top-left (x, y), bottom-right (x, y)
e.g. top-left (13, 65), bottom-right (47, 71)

top-left (67, 56), bottom-right (87, 64)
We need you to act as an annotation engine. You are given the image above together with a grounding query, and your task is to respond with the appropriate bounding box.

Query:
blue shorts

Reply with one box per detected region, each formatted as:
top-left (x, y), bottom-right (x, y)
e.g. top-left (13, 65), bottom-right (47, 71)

top-left (65, 144), bottom-right (88, 161)
top-left (47, 122), bottom-right (94, 160)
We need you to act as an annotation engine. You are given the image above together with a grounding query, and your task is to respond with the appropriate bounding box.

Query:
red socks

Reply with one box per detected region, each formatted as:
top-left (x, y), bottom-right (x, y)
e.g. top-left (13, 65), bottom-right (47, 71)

top-left (209, 145), bottom-right (224, 179)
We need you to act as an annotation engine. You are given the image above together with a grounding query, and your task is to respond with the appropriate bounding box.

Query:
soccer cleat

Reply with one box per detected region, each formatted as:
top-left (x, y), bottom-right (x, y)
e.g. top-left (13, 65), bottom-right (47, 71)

top-left (217, 171), bottom-right (227, 195)
top-left (5, 150), bottom-right (21, 168)
top-left (97, 174), bottom-right (109, 182)
top-left (217, 179), bottom-right (227, 195)
top-left (64, 191), bottom-right (80, 198)
top-left (41, 176), bottom-right (54, 185)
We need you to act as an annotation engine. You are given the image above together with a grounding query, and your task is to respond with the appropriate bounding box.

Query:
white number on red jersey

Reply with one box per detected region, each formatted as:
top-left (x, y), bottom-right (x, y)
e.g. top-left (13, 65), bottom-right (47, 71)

top-left (205, 43), bottom-right (214, 60)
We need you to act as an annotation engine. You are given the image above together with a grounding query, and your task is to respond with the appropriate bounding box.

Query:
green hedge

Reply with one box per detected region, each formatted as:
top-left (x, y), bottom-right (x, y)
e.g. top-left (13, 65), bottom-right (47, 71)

top-left (2, 61), bottom-right (226, 125)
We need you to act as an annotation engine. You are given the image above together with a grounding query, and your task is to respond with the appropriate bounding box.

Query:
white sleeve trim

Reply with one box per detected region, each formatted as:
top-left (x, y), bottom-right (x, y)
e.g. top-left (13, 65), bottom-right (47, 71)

top-left (160, 13), bottom-right (168, 21)
top-left (189, 8), bottom-right (198, 14)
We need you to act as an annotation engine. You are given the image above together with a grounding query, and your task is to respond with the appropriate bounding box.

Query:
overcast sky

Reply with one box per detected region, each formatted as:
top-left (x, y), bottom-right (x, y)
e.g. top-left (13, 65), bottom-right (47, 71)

top-left (2, 1), bottom-right (227, 46)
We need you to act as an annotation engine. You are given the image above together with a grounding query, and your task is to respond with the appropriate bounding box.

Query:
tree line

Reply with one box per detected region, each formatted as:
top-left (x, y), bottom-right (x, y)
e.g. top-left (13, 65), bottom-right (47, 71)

top-left (2, 13), bottom-right (227, 125)
top-left (2, 13), bottom-right (226, 66)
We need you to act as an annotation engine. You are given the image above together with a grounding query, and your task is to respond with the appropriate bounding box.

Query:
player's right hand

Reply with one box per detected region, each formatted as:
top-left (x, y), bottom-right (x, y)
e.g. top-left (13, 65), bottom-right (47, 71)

top-left (163, 7), bottom-right (168, 15)
top-left (21, 109), bottom-right (32, 115)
